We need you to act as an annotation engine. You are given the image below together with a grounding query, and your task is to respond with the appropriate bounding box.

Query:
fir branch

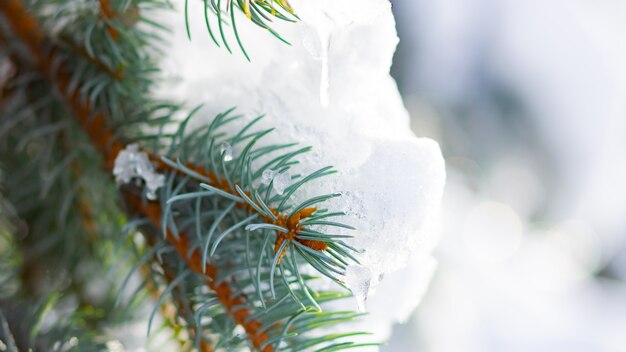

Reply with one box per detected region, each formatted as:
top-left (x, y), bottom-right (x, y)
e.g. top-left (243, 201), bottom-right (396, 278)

top-left (160, 269), bottom-right (214, 352)
top-left (0, 295), bottom-right (112, 351)
top-left (0, 0), bottom-right (125, 169)
top-left (1, 0), bottom-right (343, 277)
top-left (119, 242), bottom-right (211, 351)
top-left (0, 3), bottom-right (262, 349)
top-left (133, 224), bottom-right (214, 351)
top-left (0, 210), bottom-right (116, 351)
top-left (1, 1), bottom-right (376, 350)
top-left (125, 192), bottom-right (272, 351)
top-left (0, 8), bottom-right (274, 345)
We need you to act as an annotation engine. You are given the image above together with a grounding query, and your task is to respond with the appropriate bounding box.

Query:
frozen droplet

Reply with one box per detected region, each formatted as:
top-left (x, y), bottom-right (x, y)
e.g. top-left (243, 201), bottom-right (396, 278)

top-left (220, 142), bottom-right (233, 162)
top-left (113, 144), bottom-right (165, 199)
top-left (272, 171), bottom-right (291, 195)
top-left (344, 264), bottom-right (372, 313)
top-left (261, 169), bottom-right (276, 185)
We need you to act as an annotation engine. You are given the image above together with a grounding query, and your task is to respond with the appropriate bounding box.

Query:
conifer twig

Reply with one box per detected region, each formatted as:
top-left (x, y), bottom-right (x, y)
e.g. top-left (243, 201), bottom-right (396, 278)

top-left (0, 0), bottom-right (327, 259)
top-left (0, 0), bottom-right (125, 169)
top-left (0, 2), bottom-right (275, 349)
top-left (125, 192), bottom-right (272, 351)
top-left (152, 264), bottom-right (213, 352)
top-left (0, 2), bottom-right (359, 350)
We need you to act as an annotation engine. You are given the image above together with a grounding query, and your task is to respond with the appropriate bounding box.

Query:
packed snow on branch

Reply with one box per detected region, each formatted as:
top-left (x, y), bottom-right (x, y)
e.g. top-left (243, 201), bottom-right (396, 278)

top-left (153, 0), bottom-right (446, 344)
top-left (113, 144), bottom-right (165, 200)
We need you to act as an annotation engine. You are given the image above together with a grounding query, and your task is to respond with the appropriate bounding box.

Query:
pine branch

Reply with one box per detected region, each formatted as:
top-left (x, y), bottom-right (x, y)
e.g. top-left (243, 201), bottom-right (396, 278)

top-left (125, 192), bottom-right (272, 351)
top-left (115, 226), bottom-right (210, 351)
top-left (155, 259), bottom-right (214, 352)
top-left (0, 3), bottom-right (291, 350)
top-left (0, 0), bottom-right (338, 275)
top-left (1, 1), bottom-right (376, 350)
top-left (0, 0), bottom-right (124, 169)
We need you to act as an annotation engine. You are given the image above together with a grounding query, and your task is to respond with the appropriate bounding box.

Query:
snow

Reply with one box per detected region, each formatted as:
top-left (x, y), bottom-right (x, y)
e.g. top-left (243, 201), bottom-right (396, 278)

top-left (113, 144), bottom-right (165, 200)
top-left (151, 0), bottom-right (446, 344)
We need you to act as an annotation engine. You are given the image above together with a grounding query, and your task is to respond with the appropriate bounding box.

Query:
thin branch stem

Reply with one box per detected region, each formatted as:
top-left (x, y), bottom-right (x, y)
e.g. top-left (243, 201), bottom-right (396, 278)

top-left (0, 2), bottom-right (328, 350)
top-left (124, 192), bottom-right (272, 352)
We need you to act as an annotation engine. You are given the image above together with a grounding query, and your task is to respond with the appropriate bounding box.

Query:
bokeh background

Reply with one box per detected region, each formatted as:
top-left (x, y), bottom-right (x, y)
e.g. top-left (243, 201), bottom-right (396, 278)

top-left (384, 1), bottom-right (626, 351)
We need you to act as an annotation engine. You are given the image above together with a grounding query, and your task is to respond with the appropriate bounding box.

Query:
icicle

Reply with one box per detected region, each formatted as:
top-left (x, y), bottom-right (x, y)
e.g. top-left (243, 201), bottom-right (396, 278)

top-left (344, 264), bottom-right (372, 313)
top-left (300, 18), bottom-right (332, 108)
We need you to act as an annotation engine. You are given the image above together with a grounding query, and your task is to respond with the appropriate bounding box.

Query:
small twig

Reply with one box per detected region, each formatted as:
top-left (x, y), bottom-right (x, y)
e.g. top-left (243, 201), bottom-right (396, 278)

top-left (0, 2), bottom-right (326, 350)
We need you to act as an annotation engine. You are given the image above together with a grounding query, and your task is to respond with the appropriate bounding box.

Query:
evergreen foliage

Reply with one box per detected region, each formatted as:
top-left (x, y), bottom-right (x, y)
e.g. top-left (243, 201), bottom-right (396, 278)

top-left (0, 0), bottom-right (376, 350)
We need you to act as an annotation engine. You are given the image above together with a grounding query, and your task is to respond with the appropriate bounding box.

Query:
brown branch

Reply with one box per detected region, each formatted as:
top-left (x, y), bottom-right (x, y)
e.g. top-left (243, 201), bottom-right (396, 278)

top-left (155, 160), bottom-right (326, 263)
top-left (0, 1), bottom-right (325, 350)
top-left (0, 2), bottom-right (270, 349)
top-left (124, 192), bottom-right (271, 352)
top-left (138, 214), bottom-right (213, 352)
top-left (142, 262), bottom-right (213, 352)
top-left (0, 0), bottom-right (326, 255)
top-left (0, 0), bottom-right (124, 170)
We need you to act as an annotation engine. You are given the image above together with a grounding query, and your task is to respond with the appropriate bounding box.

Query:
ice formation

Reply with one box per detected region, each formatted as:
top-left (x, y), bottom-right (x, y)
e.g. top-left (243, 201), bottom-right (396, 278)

top-left (272, 170), bottom-right (291, 196)
top-left (113, 144), bottom-right (165, 200)
top-left (219, 142), bottom-right (233, 162)
top-left (260, 169), bottom-right (291, 195)
top-left (261, 169), bottom-right (276, 185)
top-left (152, 0), bottom-right (446, 344)
top-left (344, 264), bottom-right (372, 313)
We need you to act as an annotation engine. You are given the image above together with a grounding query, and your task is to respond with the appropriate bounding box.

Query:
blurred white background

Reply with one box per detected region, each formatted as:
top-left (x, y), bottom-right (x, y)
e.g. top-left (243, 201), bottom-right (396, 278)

top-left (385, 0), bottom-right (626, 351)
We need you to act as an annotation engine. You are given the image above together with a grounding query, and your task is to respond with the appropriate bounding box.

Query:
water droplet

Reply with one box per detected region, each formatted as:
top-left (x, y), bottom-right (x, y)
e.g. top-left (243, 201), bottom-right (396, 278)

top-left (220, 142), bottom-right (233, 162)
